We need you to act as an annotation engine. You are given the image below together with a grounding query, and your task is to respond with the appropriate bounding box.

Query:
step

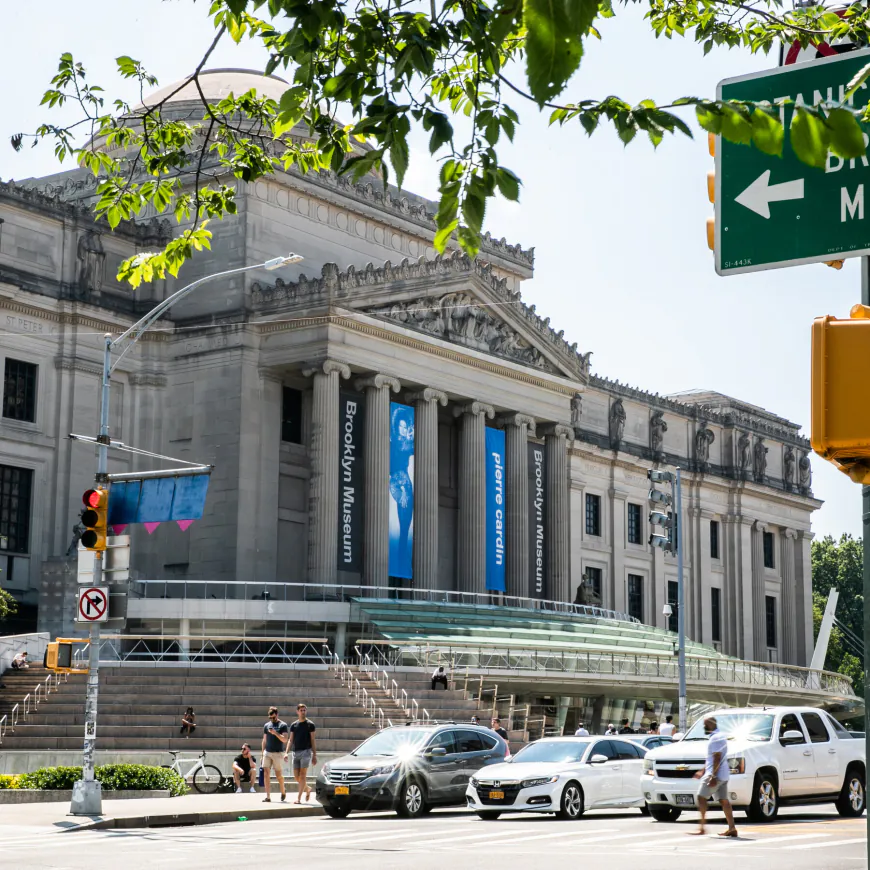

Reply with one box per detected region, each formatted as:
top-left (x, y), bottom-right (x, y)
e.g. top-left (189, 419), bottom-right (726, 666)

top-left (4, 724), bottom-right (379, 740)
top-left (0, 736), bottom-right (366, 751)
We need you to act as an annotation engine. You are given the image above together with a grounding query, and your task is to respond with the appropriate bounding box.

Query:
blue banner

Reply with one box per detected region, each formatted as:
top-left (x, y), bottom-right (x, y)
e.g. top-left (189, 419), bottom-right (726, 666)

top-left (485, 427), bottom-right (506, 592)
top-left (388, 402), bottom-right (415, 579)
top-left (108, 474), bottom-right (210, 524)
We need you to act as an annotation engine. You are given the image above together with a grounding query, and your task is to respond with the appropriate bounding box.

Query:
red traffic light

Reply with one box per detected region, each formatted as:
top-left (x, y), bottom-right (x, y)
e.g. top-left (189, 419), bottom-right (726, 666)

top-left (83, 489), bottom-right (102, 509)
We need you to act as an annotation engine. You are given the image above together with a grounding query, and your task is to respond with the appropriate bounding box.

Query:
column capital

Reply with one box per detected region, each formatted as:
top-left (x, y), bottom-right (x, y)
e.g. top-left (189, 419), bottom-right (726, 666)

top-left (753, 520), bottom-right (768, 532)
top-left (497, 412), bottom-right (536, 434)
top-left (454, 401), bottom-right (495, 420)
top-left (407, 387), bottom-right (448, 407)
top-left (540, 422), bottom-right (574, 440)
top-left (783, 527), bottom-right (797, 540)
top-left (302, 358), bottom-right (351, 380)
top-left (355, 373), bottom-right (401, 393)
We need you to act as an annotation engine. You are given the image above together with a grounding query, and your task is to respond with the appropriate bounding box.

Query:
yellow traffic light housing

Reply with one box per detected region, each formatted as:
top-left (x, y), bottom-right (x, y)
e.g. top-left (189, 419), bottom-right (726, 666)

top-left (706, 133), bottom-right (717, 252)
top-left (43, 639), bottom-right (88, 674)
top-left (81, 488), bottom-right (108, 552)
top-left (811, 307), bottom-right (870, 482)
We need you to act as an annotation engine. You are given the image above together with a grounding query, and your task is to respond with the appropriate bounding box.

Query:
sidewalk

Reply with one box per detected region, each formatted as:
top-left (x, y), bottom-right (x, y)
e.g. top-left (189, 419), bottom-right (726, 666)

top-left (0, 790), bottom-right (323, 832)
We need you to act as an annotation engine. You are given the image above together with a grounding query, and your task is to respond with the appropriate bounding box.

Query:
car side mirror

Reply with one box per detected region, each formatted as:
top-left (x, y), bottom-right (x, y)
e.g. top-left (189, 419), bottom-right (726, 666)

top-left (780, 730), bottom-right (804, 745)
top-left (589, 754), bottom-right (609, 764)
top-left (428, 747), bottom-right (447, 757)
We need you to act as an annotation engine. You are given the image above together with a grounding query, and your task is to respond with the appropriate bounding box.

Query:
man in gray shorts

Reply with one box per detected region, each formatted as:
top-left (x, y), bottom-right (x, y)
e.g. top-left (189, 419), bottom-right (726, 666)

top-left (287, 702), bottom-right (317, 804)
top-left (692, 716), bottom-right (738, 837)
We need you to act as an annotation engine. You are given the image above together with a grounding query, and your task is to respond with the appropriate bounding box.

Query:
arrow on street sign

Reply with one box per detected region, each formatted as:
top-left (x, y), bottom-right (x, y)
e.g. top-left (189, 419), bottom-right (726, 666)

top-left (735, 170), bottom-right (805, 219)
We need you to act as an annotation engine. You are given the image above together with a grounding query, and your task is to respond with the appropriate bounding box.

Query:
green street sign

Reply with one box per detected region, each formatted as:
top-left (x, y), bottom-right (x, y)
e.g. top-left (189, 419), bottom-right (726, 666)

top-left (716, 49), bottom-right (870, 276)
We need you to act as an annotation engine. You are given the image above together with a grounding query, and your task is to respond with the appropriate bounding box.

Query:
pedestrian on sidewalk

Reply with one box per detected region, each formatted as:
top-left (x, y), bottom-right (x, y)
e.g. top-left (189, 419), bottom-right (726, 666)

top-left (233, 743), bottom-right (257, 793)
top-left (431, 665), bottom-right (448, 690)
top-left (491, 717), bottom-right (509, 741)
top-left (691, 716), bottom-right (738, 838)
top-left (11, 651), bottom-right (29, 670)
top-left (574, 722), bottom-right (589, 737)
top-left (619, 718), bottom-right (634, 734)
top-left (649, 721), bottom-right (660, 736)
top-left (659, 715), bottom-right (676, 738)
top-left (286, 702), bottom-right (317, 804)
top-left (261, 706), bottom-right (289, 802)
top-left (180, 706), bottom-right (196, 737)
top-left (604, 723), bottom-right (617, 735)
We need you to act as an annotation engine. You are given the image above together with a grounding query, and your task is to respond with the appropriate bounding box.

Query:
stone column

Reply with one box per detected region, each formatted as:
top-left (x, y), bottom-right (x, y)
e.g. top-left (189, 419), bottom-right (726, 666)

top-left (408, 389), bottom-right (448, 590)
top-left (355, 374), bottom-right (400, 587)
top-left (795, 530), bottom-right (814, 665)
top-left (303, 359), bottom-right (350, 586)
top-left (499, 413), bottom-right (536, 600)
top-left (781, 528), bottom-right (797, 664)
top-left (455, 402), bottom-right (494, 594)
top-left (543, 423), bottom-right (573, 604)
top-left (751, 520), bottom-right (768, 660)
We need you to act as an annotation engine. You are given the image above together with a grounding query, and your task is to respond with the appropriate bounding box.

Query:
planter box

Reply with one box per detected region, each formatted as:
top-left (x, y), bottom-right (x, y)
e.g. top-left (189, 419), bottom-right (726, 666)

top-left (0, 789), bottom-right (171, 804)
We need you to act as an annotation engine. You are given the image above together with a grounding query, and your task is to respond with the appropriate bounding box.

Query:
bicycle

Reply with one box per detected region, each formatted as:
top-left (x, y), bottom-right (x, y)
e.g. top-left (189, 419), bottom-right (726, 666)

top-left (163, 750), bottom-right (223, 794)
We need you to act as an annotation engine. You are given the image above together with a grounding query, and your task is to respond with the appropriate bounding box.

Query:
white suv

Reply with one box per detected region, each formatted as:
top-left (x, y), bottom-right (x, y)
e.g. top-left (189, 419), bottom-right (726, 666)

top-left (642, 706), bottom-right (865, 822)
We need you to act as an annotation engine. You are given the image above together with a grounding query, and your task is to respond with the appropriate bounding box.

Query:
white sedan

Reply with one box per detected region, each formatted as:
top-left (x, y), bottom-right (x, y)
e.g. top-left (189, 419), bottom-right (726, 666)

top-left (466, 736), bottom-right (648, 820)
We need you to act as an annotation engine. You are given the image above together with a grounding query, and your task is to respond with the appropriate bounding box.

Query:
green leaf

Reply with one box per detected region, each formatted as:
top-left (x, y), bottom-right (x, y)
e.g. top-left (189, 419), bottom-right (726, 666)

top-left (427, 113), bottom-right (453, 154)
top-left (845, 61), bottom-right (870, 101)
top-left (433, 219), bottom-right (458, 252)
top-left (826, 108), bottom-right (866, 160)
top-left (719, 106), bottom-right (753, 146)
top-left (496, 167), bottom-right (521, 201)
top-left (462, 176), bottom-right (487, 233)
top-left (791, 107), bottom-right (830, 169)
top-left (390, 135), bottom-right (409, 189)
top-left (751, 107), bottom-right (784, 157)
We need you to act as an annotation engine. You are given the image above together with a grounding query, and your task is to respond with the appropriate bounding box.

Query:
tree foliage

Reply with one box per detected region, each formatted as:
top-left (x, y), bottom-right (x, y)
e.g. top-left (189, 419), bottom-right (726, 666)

top-left (0, 586), bottom-right (17, 621)
top-left (13, 0), bottom-right (870, 285)
top-left (811, 534), bottom-right (864, 699)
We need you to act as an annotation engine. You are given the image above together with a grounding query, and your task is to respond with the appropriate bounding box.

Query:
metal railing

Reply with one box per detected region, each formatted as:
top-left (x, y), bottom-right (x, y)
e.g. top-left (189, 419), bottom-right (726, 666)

top-left (128, 580), bottom-right (639, 623)
top-left (351, 646), bottom-right (430, 724)
top-left (384, 644), bottom-right (856, 697)
top-left (0, 669), bottom-right (68, 744)
top-left (73, 635), bottom-right (332, 667)
top-left (331, 652), bottom-right (393, 730)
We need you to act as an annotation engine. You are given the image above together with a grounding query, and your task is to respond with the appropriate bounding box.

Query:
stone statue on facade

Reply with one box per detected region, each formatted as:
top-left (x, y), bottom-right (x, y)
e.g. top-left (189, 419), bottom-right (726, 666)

top-left (753, 437), bottom-right (768, 482)
top-left (77, 230), bottom-right (105, 295)
top-left (609, 398), bottom-right (626, 449)
top-left (799, 451), bottom-right (812, 491)
top-left (694, 425), bottom-right (715, 470)
top-left (65, 512), bottom-right (86, 557)
top-left (738, 431), bottom-right (751, 475)
top-left (570, 393), bottom-right (583, 431)
top-left (783, 446), bottom-right (796, 491)
top-left (650, 410), bottom-right (667, 455)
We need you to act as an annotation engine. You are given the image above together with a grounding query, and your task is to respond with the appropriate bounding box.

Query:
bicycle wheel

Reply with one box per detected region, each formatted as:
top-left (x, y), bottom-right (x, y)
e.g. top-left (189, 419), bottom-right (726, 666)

top-left (193, 764), bottom-right (223, 794)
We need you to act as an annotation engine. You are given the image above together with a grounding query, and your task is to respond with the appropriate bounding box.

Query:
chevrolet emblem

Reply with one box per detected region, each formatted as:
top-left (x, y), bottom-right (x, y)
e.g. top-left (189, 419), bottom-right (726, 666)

top-left (675, 764), bottom-right (689, 771)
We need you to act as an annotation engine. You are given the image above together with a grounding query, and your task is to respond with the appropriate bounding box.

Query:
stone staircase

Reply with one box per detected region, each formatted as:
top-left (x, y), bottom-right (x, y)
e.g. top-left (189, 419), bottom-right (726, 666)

top-left (0, 666), bottom-right (56, 724)
top-left (0, 666), bottom-right (390, 753)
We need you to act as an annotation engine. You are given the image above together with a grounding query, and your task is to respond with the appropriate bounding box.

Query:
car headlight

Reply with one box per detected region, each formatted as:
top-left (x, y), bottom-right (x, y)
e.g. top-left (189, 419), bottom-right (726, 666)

top-left (470, 776), bottom-right (480, 787)
top-left (322, 763), bottom-right (331, 777)
top-left (368, 763), bottom-right (398, 777)
top-left (521, 776), bottom-right (559, 788)
top-left (728, 757), bottom-right (745, 774)
top-left (643, 758), bottom-right (654, 775)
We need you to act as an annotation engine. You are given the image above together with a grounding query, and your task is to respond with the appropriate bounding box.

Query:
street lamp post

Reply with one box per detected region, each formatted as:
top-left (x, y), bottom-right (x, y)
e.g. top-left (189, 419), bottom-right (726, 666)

top-left (69, 253), bottom-right (303, 815)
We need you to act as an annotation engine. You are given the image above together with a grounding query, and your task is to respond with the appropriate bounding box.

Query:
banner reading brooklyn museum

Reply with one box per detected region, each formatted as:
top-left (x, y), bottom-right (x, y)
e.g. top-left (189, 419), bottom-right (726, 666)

top-left (388, 401), bottom-right (415, 579)
top-left (485, 427), bottom-right (506, 592)
top-left (528, 443), bottom-right (547, 599)
top-left (337, 389), bottom-right (365, 572)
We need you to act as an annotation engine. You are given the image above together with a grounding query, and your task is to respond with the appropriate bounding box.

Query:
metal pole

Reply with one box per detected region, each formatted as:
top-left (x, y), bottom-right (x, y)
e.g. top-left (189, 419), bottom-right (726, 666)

top-left (676, 467), bottom-right (687, 734)
top-left (861, 255), bottom-right (870, 858)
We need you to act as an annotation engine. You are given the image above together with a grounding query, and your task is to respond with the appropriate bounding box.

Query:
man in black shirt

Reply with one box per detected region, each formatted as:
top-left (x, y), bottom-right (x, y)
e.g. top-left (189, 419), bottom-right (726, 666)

top-left (261, 706), bottom-right (289, 802)
top-left (619, 718), bottom-right (635, 734)
top-left (287, 702), bottom-right (317, 804)
top-left (491, 717), bottom-right (509, 741)
top-left (232, 743), bottom-right (256, 793)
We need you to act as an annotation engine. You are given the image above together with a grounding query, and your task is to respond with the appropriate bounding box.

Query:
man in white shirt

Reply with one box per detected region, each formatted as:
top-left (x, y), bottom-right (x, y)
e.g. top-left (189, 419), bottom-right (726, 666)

top-left (574, 722), bottom-right (589, 737)
top-left (659, 715), bottom-right (676, 738)
top-left (692, 716), bottom-right (738, 837)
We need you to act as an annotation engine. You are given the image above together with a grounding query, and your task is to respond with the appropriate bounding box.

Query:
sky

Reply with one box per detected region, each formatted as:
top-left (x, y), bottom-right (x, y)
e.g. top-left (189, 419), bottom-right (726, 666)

top-left (0, 0), bottom-right (863, 541)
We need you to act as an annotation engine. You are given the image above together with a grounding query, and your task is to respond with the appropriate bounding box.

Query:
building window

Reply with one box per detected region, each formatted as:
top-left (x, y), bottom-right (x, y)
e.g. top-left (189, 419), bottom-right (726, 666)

top-left (584, 567), bottom-right (602, 602)
top-left (766, 595), bottom-right (777, 649)
top-left (763, 531), bottom-right (775, 568)
top-left (2, 359), bottom-right (37, 423)
top-left (711, 587), bottom-right (722, 643)
top-left (710, 520), bottom-right (720, 560)
top-left (627, 574), bottom-right (643, 622)
top-left (667, 580), bottom-right (678, 633)
top-left (0, 465), bottom-right (33, 554)
top-left (585, 494), bottom-right (601, 537)
top-left (281, 387), bottom-right (303, 444)
top-left (627, 503), bottom-right (642, 545)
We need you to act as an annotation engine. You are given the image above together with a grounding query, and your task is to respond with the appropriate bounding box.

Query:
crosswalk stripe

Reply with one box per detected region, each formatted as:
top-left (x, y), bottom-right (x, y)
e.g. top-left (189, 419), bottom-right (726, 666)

top-left (709, 832), bottom-right (830, 849)
top-left (783, 837), bottom-right (867, 850)
top-left (488, 828), bottom-right (668, 848)
top-left (476, 827), bottom-right (619, 847)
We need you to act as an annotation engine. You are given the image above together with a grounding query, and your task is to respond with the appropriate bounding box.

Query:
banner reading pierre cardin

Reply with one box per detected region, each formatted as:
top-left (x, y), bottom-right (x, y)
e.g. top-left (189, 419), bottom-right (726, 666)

top-left (485, 427), bottom-right (506, 592)
top-left (337, 389), bottom-right (365, 572)
top-left (528, 442), bottom-right (547, 598)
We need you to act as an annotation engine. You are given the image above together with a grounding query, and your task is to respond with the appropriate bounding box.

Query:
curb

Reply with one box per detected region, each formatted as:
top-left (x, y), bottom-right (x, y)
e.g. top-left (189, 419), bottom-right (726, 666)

top-left (68, 804), bottom-right (325, 831)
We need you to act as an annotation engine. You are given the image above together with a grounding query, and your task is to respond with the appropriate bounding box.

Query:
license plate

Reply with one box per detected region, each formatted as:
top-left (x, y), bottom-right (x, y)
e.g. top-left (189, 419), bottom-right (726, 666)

top-left (675, 794), bottom-right (695, 806)
top-left (489, 790), bottom-right (505, 800)
top-left (334, 786), bottom-right (350, 796)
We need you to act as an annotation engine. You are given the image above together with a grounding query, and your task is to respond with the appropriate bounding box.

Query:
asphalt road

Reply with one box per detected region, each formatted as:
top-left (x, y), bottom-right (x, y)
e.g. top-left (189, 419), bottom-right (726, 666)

top-left (3, 805), bottom-right (866, 869)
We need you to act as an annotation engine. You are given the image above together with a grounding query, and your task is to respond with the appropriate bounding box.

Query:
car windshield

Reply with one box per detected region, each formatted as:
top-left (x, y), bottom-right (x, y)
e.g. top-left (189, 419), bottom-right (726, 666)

top-left (511, 740), bottom-right (591, 764)
top-left (683, 713), bottom-right (774, 742)
top-left (351, 729), bottom-right (431, 757)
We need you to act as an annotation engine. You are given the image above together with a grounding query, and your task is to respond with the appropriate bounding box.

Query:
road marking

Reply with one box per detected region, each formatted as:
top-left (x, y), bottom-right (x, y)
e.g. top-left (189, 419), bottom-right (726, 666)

top-left (489, 828), bottom-right (666, 848)
top-left (708, 832), bottom-right (831, 849)
top-left (783, 837), bottom-right (867, 850)
top-left (451, 827), bottom-right (618, 847)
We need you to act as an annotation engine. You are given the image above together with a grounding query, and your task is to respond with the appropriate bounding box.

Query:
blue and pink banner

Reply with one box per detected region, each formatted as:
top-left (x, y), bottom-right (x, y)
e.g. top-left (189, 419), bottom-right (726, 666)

top-left (388, 402), bottom-right (415, 579)
top-left (485, 427), bottom-right (506, 592)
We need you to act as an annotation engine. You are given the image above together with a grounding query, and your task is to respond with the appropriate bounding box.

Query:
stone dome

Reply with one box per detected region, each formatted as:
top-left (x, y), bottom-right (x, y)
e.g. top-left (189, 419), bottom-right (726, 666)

top-left (136, 68), bottom-right (290, 110)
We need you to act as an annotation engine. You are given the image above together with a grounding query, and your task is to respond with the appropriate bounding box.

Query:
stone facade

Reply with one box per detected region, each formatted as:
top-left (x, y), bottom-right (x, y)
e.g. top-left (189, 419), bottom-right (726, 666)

top-left (0, 70), bottom-right (820, 665)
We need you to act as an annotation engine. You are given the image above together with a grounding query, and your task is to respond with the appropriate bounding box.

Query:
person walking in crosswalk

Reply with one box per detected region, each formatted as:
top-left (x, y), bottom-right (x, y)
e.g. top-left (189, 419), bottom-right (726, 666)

top-left (691, 716), bottom-right (738, 838)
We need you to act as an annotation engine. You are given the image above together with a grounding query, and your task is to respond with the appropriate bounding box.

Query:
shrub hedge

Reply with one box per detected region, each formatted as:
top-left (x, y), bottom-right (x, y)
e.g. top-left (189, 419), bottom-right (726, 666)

top-left (11, 765), bottom-right (188, 796)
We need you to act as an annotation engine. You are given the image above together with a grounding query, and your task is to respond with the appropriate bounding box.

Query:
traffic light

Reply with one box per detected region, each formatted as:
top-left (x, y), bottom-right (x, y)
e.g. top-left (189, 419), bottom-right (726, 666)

top-left (648, 469), bottom-right (674, 551)
top-left (44, 641), bottom-right (72, 671)
top-left (81, 488), bottom-right (108, 552)
top-left (811, 305), bottom-right (870, 483)
top-left (706, 133), bottom-right (716, 252)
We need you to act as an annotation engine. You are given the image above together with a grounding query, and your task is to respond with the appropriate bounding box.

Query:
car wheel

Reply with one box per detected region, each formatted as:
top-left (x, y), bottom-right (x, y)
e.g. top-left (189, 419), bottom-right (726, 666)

top-left (397, 779), bottom-right (427, 818)
top-left (555, 782), bottom-right (584, 820)
top-left (476, 811), bottom-right (501, 820)
top-left (836, 768), bottom-right (866, 817)
top-left (746, 772), bottom-right (779, 822)
top-left (323, 806), bottom-right (351, 819)
top-left (648, 804), bottom-right (682, 822)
